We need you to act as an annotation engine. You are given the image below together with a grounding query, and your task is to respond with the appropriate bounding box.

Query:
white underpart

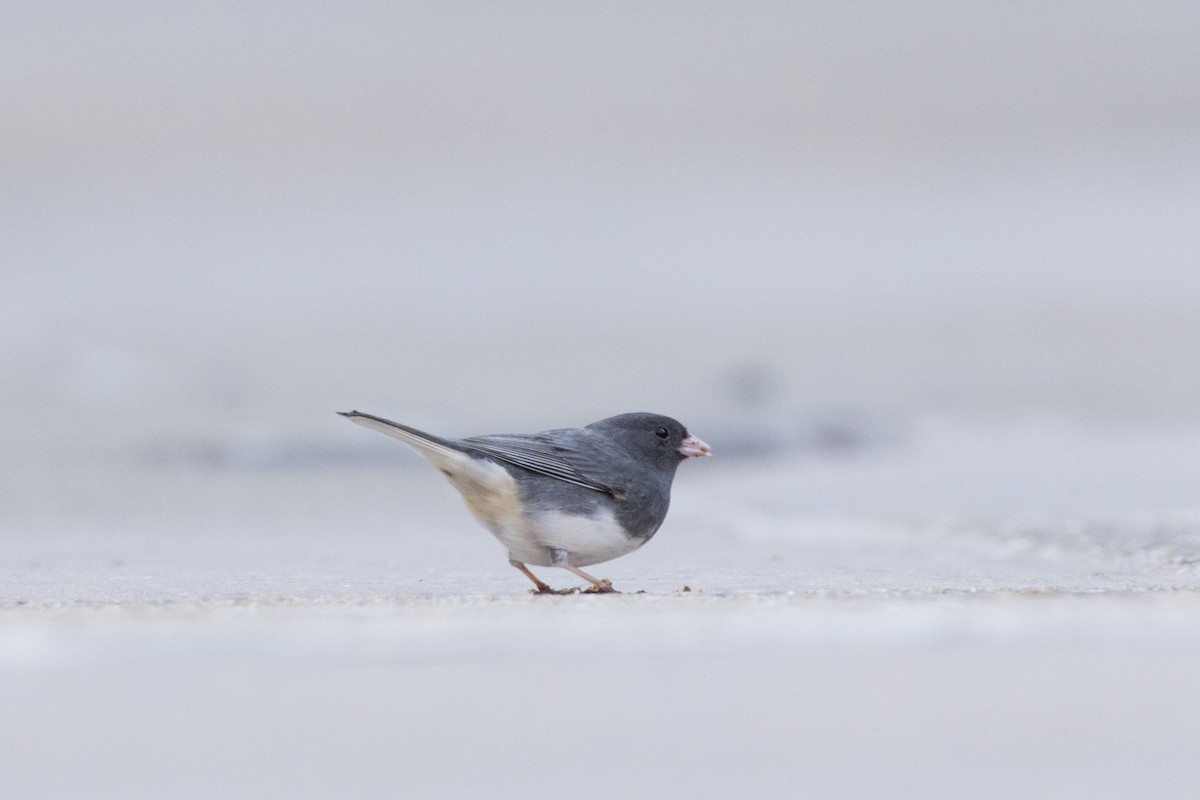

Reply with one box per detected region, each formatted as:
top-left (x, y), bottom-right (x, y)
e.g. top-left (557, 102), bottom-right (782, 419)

top-left (452, 471), bottom-right (637, 569)
top-left (523, 508), bottom-right (642, 568)
top-left (344, 414), bottom-right (635, 569)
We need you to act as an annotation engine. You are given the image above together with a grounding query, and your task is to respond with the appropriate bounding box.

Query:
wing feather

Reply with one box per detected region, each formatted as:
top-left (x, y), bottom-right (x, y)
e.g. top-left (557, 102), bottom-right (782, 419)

top-left (339, 411), bottom-right (617, 495)
top-left (461, 434), bottom-right (615, 494)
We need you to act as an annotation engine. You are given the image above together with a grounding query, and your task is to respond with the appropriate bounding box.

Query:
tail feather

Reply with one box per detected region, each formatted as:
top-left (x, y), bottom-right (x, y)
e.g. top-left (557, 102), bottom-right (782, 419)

top-left (337, 410), bottom-right (464, 462)
top-left (338, 410), bottom-right (518, 505)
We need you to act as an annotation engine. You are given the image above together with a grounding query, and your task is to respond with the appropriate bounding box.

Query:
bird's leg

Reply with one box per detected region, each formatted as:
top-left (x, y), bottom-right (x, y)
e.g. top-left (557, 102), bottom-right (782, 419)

top-left (549, 549), bottom-right (618, 594)
top-left (566, 565), bottom-right (617, 593)
top-left (510, 559), bottom-right (558, 594)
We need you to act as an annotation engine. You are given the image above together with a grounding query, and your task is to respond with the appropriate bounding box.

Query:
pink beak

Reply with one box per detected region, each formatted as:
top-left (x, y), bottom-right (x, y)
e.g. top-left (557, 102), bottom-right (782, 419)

top-left (678, 434), bottom-right (712, 458)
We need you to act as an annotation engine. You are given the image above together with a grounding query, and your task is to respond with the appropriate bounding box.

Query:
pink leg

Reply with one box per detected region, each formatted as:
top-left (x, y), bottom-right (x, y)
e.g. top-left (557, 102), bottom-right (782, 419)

top-left (563, 564), bottom-right (618, 594)
top-left (510, 560), bottom-right (556, 594)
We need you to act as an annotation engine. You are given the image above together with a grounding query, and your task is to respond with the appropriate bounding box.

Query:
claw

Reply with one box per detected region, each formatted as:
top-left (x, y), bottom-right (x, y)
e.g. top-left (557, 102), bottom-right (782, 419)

top-left (531, 585), bottom-right (580, 596)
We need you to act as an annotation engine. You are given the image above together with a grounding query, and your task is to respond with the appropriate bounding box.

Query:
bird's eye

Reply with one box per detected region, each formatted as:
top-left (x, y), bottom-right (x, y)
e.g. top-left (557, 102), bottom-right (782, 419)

top-left (655, 426), bottom-right (670, 439)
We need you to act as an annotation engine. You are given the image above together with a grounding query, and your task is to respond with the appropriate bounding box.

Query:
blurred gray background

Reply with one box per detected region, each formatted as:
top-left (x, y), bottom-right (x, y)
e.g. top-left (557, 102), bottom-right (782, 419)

top-left (4, 1), bottom-right (1199, 473)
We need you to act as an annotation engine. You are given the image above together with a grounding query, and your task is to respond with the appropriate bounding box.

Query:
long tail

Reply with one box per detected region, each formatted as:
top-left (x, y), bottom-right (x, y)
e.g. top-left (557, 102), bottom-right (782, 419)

top-left (337, 410), bottom-right (466, 462)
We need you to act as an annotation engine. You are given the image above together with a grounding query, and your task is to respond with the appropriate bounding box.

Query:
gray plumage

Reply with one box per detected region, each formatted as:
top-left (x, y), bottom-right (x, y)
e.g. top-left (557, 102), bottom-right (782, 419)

top-left (338, 410), bottom-right (711, 593)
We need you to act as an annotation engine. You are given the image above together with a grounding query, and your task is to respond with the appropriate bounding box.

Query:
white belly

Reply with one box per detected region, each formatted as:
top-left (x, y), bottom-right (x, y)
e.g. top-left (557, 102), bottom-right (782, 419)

top-left (436, 455), bottom-right (641, 568)
top-left (523, 508), bottom-right (643, 567)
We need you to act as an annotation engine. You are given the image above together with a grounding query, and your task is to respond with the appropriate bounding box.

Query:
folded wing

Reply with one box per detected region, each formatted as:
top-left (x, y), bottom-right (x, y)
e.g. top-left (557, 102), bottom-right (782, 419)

top-left (339, 410), bottom-right (615, 495)
top-left (462, 433), bottom-right (616, 494)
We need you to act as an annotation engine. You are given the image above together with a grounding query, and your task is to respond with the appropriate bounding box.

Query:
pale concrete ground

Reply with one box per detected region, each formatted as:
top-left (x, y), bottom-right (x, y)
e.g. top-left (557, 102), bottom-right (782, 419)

top-left (3, 594), bottom-right (1199, 800)
top-left (3, 419), bottom-right (1199, 799)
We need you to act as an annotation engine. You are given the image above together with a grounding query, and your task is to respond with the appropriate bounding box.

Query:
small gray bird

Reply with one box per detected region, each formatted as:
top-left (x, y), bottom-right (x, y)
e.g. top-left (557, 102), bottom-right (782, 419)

top-left (338, 410), bottom-right (711, 593)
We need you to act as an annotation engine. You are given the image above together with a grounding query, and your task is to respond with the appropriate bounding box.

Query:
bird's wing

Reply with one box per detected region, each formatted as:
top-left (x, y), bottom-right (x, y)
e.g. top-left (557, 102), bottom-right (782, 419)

top-left (461, 433), bottom-right (617, 494)
top-left (340, 411), bottom-right (617, 494)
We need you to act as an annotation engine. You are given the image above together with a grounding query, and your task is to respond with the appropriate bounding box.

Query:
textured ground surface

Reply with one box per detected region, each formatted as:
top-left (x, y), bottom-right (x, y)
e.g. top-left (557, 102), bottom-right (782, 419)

top-left (4, 419), bottom-right (1200, 799)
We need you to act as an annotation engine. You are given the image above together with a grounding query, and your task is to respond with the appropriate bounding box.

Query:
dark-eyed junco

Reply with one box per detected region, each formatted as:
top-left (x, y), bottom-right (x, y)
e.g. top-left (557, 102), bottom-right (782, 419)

top-left (338, 410), bottom-right (711, 593)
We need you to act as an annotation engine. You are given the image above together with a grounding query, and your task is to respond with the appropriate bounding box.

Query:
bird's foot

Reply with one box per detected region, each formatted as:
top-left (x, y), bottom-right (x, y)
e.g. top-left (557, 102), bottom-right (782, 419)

top-left (582, 578), bottom-right (618, 594)
top-left (531, 584), bottom-right (579, 596)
